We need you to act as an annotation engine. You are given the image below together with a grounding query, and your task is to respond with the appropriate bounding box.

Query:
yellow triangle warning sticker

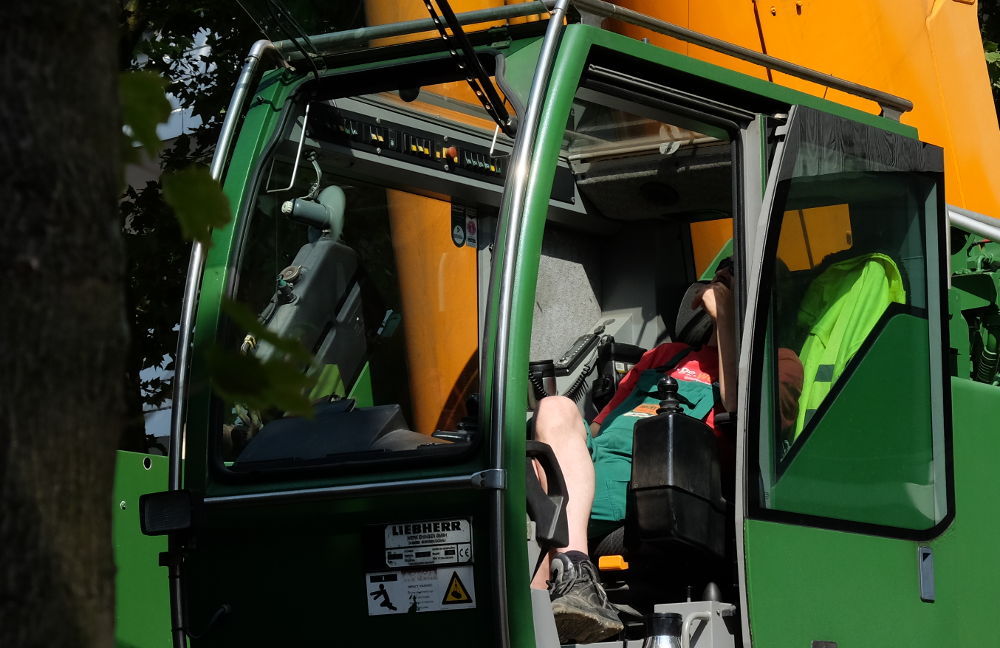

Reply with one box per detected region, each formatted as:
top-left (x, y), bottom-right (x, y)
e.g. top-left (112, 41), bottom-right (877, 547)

top-left (441, 571), bottom-right (472, 605)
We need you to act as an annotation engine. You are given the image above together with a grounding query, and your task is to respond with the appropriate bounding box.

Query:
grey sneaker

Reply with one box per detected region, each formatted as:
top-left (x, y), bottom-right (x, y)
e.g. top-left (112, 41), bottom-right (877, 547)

top-left (549, 552), bottom-right (624, 644)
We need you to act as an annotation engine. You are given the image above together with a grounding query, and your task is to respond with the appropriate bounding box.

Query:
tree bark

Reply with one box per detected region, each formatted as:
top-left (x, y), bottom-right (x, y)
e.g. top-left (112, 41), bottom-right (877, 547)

top-left (0, 2), bottom-right (125, 647)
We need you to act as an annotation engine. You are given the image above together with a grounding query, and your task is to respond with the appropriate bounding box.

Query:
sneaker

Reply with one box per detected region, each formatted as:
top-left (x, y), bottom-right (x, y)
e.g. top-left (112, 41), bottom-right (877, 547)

top-left (548, 552), bottom-right (624, 644)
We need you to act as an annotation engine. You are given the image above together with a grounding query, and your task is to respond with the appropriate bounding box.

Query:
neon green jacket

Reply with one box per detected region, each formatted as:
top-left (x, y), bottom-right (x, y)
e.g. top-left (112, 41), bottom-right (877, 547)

top-left (794, 253), bottom-right (906, 438)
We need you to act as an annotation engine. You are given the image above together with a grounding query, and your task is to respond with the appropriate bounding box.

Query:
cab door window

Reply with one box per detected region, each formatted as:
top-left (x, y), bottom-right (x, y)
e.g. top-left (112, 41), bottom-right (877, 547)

top-left (753, 106), bottom-right (950, 533)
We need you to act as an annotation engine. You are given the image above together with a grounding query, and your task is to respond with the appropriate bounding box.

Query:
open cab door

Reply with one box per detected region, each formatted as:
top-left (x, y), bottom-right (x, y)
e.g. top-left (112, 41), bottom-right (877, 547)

top-left (143, 13), bottom-right (568, 644)
top-left (738, 104), bottom-right (953, 646)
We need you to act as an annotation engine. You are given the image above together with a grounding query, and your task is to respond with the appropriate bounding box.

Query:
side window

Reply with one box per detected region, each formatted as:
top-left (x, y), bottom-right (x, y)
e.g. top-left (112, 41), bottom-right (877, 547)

top-left (214, 87), bottom-right (497, 472)
top-left (755, 106), bottom-right (949, 533)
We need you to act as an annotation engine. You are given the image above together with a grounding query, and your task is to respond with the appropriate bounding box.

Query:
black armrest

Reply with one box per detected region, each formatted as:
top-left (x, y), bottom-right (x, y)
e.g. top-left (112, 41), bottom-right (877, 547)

top-left (525, 439), bottom-right (570, 550)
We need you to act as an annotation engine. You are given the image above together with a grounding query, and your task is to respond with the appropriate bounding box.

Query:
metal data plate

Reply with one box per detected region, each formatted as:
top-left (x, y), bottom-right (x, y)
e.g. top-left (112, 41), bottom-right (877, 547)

top-left (364, 518), bottom-right (476, 615)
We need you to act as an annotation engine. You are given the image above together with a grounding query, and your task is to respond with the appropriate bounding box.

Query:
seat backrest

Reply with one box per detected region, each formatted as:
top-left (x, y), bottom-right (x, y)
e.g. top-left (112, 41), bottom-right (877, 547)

top-left (793, 253), bottom-right (906, 438)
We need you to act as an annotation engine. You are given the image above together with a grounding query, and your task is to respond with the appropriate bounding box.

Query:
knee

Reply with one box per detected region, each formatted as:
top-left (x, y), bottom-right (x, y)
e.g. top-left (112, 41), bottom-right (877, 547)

top-left (535, 396), bottom-right (583, 443)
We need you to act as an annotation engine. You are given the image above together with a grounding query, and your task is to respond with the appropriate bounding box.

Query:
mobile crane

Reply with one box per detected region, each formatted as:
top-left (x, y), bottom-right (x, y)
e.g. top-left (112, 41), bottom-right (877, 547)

top-left (114, 1), bottom-right (1000, 646)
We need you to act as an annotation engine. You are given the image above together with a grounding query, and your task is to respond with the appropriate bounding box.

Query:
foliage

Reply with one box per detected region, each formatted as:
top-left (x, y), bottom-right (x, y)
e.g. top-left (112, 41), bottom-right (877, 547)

top-left (119, 70), bottom-right (171, 163)
top-left (118, 2), bottom-right (366, 445)
top-left (161, 166), bottom-right (232, 246)
top-left (119, 180), bottom-right (185, 411)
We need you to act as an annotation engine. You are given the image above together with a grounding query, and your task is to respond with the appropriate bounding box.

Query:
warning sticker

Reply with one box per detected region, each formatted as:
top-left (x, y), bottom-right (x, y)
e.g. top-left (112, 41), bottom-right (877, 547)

top-left (465, 209), bottom-right (478, 248)
top-left (366, 566), bottom-right (476, 615)
top-left (442, 571), bottom-right (472, 604)
top-left (451, 204), bottom-right (466, 247)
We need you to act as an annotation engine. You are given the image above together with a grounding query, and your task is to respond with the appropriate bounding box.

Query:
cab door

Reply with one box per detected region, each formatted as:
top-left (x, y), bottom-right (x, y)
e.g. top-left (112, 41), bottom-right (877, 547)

top-left (737, 105), bottom-right (952, 646)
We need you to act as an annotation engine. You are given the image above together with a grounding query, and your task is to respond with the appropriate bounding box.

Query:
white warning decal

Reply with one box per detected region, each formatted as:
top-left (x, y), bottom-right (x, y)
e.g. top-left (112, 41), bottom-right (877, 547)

top-left (366, 566), bottom-right (476, 615)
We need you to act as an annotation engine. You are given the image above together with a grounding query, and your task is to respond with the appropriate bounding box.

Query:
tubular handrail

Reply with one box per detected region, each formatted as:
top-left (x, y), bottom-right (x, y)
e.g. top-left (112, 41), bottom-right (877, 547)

top-left (949, 205), bottom-right (1000, 242)
top-left (273, 1), bottom-right (556, 58)
top-left (573, 0), bottom-right (912, 119)
top-left (274, 0), bottom-right (911, 120)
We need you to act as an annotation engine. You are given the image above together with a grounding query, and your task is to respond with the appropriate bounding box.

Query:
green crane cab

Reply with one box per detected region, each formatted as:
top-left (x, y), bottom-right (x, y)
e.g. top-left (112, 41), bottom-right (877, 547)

top-left (117, 2), bottom-right (1000, 647)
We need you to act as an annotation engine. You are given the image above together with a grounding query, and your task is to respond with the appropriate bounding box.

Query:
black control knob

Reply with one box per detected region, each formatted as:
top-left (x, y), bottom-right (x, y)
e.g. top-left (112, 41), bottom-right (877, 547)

top-left (656, 376), bottom-right (682, 415)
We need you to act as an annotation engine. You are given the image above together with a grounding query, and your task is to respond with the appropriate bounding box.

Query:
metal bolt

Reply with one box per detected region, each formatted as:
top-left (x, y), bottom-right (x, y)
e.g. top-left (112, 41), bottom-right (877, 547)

top-left (770, 6), bottom-right (776, 14)
top-left (119, 500), bottom-right (127, 510)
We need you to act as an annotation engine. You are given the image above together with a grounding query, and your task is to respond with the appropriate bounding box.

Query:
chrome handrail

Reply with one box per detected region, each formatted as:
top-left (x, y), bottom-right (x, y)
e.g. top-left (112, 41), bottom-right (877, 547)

top-left (167, 39), bottom-right (277, 648)
top-left (950, 205), bottom-right (1000, 242)
top-left (486, 0), bottom-right (570, 645)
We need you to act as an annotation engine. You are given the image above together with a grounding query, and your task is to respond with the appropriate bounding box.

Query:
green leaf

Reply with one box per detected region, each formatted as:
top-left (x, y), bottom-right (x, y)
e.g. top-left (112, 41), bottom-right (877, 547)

top-left (120, 71), bottom-right (171, 156)
top-left (220, 298), bottom-right (312, 363)
top-left (162, 166), bottom-right (231, 246)
top-left (206, 346), bottom-right (316, 418)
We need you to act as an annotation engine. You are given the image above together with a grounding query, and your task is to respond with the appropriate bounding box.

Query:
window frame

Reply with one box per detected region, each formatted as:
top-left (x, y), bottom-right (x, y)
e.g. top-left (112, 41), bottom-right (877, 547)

top-left (743, 104), bottom-right (955, 540)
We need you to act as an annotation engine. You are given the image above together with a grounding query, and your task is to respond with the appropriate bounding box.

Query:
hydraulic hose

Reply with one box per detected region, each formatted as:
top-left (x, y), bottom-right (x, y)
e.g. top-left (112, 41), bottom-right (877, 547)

top-left (975, 327), bottom-right (1000, 384)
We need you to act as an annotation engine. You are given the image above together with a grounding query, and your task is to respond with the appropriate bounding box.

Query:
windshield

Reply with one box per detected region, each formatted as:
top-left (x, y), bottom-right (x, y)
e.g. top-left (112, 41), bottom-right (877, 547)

top-left (217, 78), bottom-right (507, 473)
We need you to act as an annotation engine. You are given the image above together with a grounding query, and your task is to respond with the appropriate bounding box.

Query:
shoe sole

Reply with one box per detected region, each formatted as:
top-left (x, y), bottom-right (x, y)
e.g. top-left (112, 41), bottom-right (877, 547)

top-left (551, 600), bottom-right (624, 644)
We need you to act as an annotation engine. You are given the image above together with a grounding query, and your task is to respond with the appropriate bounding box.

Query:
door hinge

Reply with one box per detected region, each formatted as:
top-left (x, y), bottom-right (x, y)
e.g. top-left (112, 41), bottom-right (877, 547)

top-left (471, 468), bottom-right (507, 490)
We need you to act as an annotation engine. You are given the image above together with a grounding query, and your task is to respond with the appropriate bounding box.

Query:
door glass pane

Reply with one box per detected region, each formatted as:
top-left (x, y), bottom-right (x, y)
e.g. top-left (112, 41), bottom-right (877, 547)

top-left (756, 106), bottom-right (947, 531)
top-left (214, 86), bottom-right (499, 472)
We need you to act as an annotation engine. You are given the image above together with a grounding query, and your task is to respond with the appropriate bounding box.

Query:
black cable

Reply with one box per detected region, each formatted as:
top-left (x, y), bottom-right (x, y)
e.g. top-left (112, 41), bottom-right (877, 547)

top-left (424, 0), bottom-right (516, 137)
top-left (232, 0), bottom-right (274, 41)
top-left (563, 362), bottom-right (595, 403)
top-left (268, 0), bottom-right (320, 54)
top-left (183, 604), bottom-right (232, 640)
top-left (265, 0), bottom-right (321, 81)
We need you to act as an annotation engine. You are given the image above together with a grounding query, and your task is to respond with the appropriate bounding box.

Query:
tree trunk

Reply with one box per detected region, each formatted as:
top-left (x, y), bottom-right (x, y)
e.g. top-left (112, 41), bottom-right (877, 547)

top-left (0, 2), bottom-right (125, 647)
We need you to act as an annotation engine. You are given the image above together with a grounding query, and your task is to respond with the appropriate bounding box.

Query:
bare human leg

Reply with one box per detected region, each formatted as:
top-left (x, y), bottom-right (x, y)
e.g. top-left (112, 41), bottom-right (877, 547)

top-left (528, 396), bottom-right (623, 643)
top-left (529, 396), bottom-right (595, 589)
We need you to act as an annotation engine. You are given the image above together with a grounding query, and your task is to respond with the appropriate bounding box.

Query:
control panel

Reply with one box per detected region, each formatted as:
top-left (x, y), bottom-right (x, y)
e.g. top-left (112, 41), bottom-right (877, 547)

top-left (309, 101), bottom-right (575, 203)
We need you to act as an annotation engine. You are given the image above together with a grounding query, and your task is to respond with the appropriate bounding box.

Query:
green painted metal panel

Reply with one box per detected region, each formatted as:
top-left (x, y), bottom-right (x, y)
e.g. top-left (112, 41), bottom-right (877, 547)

top-left (932, 378), bottom-right (1000, 644)
top-left (182, 492), bottom-right (493, 646)
top-left (744, 519), bottom-right (947, 647)
top-left (113, 451), bottom-right (170, 648)
top-left (746, 375), bottom-right (1000, 647)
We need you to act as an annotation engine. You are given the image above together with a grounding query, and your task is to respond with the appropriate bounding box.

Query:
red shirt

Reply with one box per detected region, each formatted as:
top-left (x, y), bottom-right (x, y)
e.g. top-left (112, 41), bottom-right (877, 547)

top-left (592, 342), bottom-right (721, 434)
